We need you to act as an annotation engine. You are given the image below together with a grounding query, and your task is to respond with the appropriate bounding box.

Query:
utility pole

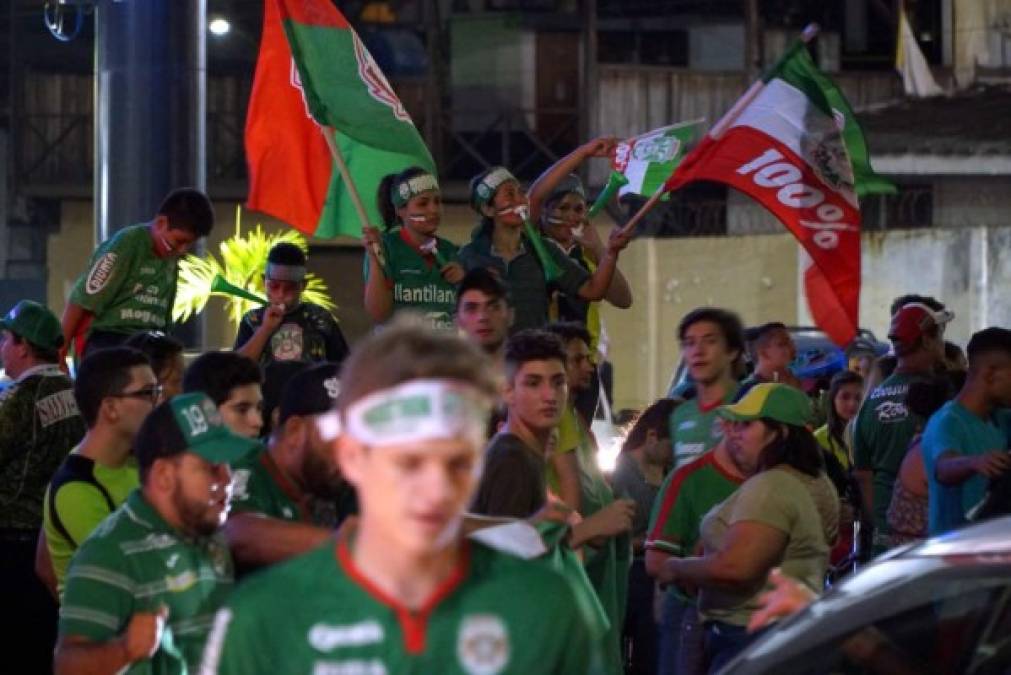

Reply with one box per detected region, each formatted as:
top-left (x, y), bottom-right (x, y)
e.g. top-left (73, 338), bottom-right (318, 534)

top-left (743, 0), bottom-right (763, 80)
top-left (580, 0), bottom-right (598, 181)
top-left (423, 0), bottom-right (444, 169)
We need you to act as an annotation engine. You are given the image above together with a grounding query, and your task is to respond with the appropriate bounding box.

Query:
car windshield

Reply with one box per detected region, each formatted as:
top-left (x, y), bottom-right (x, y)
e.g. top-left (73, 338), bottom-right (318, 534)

top-left (729, 560), bottom-right (1011, 675)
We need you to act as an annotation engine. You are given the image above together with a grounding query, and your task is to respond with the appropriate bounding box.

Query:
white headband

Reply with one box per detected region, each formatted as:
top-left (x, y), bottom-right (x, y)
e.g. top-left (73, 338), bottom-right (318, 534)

top-left (315, 379), bottom-right (491, 447)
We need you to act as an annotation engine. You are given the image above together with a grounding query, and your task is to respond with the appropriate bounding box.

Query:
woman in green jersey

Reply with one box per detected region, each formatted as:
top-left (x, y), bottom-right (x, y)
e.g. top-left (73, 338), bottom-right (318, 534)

top-left (363, 167), bottom-right (464, 329)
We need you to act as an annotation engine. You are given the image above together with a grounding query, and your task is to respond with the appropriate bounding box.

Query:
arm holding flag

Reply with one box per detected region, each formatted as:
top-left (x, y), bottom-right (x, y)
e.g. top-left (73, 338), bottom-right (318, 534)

top-left (527, 137), bottom-right (617, 223)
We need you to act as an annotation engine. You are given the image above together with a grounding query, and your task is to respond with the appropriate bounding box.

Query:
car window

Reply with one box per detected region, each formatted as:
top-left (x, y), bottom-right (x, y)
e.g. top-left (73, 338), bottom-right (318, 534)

top-left (740, 573), bottom-right (1011, 675)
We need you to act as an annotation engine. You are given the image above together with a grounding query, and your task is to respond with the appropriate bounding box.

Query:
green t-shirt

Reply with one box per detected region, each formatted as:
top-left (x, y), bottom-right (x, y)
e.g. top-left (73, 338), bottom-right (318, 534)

top-left (0, 365), bottom-right (85, 530)
top-left (230, 447), bottom-right (310, 523)
top-left (44, 449), bottom-right (140, 595)
top-left (852, 371), bottom-right (929, 538)
top-left (698, 467), bottom-right (838, 626)
top-left (59, 490), bottom-right (234, 675)
top-left (668, 384), bottom-right (740, 471)
top-left (69, 224), bottom-right (178, 336)
top-left (364, 228), bottom-right (459, 329)
top-left (199, 535), bottom-right (605, 675)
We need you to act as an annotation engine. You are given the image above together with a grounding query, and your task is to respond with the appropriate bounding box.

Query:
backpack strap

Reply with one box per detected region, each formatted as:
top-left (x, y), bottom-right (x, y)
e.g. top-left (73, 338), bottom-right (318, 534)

top-left (46, 454), bottom-right (116, 549)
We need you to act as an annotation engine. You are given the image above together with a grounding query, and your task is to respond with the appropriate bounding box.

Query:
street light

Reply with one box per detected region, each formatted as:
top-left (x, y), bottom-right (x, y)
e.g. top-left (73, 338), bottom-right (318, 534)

top-left (209, 17), bottom-right (231, 37)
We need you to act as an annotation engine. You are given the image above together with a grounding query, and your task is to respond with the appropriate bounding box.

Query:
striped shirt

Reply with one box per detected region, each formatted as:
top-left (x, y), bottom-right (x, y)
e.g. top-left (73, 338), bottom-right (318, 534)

top-left (59, 489), bottom-right (234, 674)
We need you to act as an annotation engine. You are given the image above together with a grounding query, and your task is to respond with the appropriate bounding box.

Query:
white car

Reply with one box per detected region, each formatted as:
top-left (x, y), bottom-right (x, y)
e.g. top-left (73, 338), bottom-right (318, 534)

top-left (721, 516), bottom-right (1011, 675)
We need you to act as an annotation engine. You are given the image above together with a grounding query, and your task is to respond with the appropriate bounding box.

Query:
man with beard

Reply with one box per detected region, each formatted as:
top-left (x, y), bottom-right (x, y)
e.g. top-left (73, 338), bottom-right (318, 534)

top-left (225, 363), bottom-right (352, 570)
top-left (200, 320), bottom-right (604, 674)
top-left (54, 392), bottom-right (257, 675)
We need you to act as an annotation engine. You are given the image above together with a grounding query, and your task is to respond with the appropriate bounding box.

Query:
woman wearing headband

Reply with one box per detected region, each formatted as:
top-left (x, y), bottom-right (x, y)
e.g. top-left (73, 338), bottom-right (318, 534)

top-left (458, 141), bottom-right (633, 333)
top-left (363, 167), bottom-right (464, 329)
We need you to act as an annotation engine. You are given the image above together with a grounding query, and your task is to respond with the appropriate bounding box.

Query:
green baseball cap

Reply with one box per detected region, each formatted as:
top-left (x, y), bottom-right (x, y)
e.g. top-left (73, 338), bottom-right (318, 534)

top-left (1, 300), bottom-right (64, 351)
top-left (134, 392), bottom-right (260, 470)
top-left (717, 383), bottom-right (812, 427)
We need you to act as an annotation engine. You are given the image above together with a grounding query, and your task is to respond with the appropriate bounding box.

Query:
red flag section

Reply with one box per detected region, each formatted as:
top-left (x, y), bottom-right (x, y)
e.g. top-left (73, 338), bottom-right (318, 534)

top-left (244, 0), bottom-right (333, 236)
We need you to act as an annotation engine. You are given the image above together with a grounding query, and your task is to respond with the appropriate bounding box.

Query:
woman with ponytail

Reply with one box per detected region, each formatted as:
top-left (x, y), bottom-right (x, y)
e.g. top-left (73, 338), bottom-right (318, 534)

top-left (458, 138), bottom-right (633, 333)
top-left (363, 167), bottom-right (464, 328)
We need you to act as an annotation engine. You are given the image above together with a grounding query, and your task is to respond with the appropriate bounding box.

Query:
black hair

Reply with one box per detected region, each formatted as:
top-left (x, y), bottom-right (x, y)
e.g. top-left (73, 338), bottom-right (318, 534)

top-left (10, 333), bottom-right (59, 364)
top-left (621, 398), bottom-right (679, 454)
top-left (456, 268), bottom-right (509, 309)
top-left (677, 307), bottom-right (746, 362)
top-left (158, 188), bottom-right (214, 237)
top-left (906, 375), bottom-right (955, 420)
top-left (124, 332), bottom-right (184, 378)
top-left (966, 327), bottom-right (1011, 366)
top-left (376, 166), bottom-right (430, 230)
top-left (183, 351), bottom-right (262, 406)
top-left (504, 329), bottom-right (567, 381)
top-left (544, 321), bottom-right (592, 349)
top-left (826, 370), bottom-right (863, 451)
top-left (944, 341), bottom-right (966, 367)
top-left (262, 360), bottom-right (312, 436)
top-left (758, 422), bottom-right (825, 478)
top-left (750, 322), bottom-right (788, 348)
top-left (74, 347), bottom-right (152, 428)
top-left (267, 242), bottom-right (307, 266)
top-left (875, 354), bottom-right (898, 381)
top-left (133, 401), bottom-right (178, 485)
top-left (889, 294), bottom-right (945, 317)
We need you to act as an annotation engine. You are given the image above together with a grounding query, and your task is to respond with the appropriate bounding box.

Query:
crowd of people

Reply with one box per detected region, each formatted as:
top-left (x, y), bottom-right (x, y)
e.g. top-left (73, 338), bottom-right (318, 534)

top-left (1, 150), bottom-right (1010, 675)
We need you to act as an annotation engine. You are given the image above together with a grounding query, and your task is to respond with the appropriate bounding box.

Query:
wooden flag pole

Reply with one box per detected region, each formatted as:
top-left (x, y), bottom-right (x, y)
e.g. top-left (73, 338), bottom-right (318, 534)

top-left (618, 23), bottom-right (820, 238)
top-left (320, 126), bottom-right (388, 269)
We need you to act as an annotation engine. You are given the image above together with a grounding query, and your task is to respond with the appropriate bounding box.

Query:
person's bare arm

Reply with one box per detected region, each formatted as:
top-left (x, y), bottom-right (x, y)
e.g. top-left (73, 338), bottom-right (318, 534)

top-left (54, 608), bottom-right (167, 675)
top-left (664, 521), bottom-right (787, 591)
top-left (569, 499), bottom-right (635, 548)
top-left (935, 449), bottom-right (1011, 485)
top-left (644, 547), bottom-right (674, 578)
top-left (362, 227), bottom-right (394, 322)
top-left (549, 452), bottom-right (582, 513)
top-left (577, 224), bottom-right (632, 308)
top-left (234, 305), bottom-right (284, 362)
top-left (34, 529), bottom-right (58, 601)
top-left (60, 302), bottom-right (91, 363)
top-left (224, 513), bottom-right (333, 569)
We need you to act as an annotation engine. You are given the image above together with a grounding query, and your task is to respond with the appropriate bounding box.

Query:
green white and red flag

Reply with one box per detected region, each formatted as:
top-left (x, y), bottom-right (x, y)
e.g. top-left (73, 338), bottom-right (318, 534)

top-left (665, 41), bottom-right (892, 346)
top-left (610, 120), bottom-right (703, 199)
top-left (245, 0), bottom-right (435, 239)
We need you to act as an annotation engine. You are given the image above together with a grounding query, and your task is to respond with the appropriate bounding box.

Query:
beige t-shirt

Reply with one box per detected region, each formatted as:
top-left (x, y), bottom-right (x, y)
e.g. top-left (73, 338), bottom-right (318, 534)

top-left (698, 465), bottom-right (839, 626)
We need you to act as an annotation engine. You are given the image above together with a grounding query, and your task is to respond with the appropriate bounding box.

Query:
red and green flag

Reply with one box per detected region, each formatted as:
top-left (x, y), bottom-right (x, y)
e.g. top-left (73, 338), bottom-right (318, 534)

top-left (665, 41), bottom-right (893, 347)
top-left (245, 0), bottom-right (435, 239)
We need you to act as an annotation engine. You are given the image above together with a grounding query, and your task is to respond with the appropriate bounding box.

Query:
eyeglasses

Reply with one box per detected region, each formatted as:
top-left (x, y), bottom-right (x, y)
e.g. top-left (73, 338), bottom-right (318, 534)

top-left (110, 384), bottom-right (163, 405)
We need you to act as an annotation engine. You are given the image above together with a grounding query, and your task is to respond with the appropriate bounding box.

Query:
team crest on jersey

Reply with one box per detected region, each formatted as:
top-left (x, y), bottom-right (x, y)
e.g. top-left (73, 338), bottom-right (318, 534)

top-left (86, 252), bottom-right (118, 294)
top-left (208, 539), bottom-right (231, 577)
top-left (231, 469), bottom-right (251, 500)
top-left (351, 30), bottom-right (410, 122)
top-left (271, 323), bottom-right (305, 361)
top-left (456, 615), bottom-right (509, 675)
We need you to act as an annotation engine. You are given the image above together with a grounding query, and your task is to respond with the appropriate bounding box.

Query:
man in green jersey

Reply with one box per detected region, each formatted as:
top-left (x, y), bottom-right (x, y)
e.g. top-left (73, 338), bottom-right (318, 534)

top-left (54, 392), bottom-right (257, 675)
top-left (0, 300), bottom-right (85, 674)
top-left (853, 301), bottom-right (951, 553)
top-left (226, 362), bottom-right (347, 570)
top-left (62, 188), bottom-right (215, 360)
top-left (670, 307), bottom-right (746, 471)
top-left (645, 431), bottom-right (747, 675)
top-left (43, 347), bottom-right (157, 595)
top-left (201, 319), bottom-right (605, 674)
top-left (234, 243), bottom-right (349, 368)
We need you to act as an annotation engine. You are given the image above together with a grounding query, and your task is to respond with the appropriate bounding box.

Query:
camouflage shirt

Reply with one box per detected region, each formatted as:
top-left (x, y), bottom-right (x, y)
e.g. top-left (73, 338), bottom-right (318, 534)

top-left (0, 364), bottom-right (86, 530)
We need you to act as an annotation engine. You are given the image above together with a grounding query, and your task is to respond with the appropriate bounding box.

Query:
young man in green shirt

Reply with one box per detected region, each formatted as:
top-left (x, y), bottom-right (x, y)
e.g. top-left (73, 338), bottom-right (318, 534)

top-left (226, 363), bottom-right (347, 570)
top-left (43, 347), bottom-right (157, 595)
top-left (853, 301), bottom-right (951, 553)
top-left (234, 243), bottom-right (349, 368)
top-left (62, 188), bottom-right (215, 360)
top-left (183, 352), bottom-right (264, 440)
top-left (201, 320), bottom-right (605, 674)
top-left (54, 392), bottom-right (257, 675)
top-left (670, 307), bottom-right (746, 470)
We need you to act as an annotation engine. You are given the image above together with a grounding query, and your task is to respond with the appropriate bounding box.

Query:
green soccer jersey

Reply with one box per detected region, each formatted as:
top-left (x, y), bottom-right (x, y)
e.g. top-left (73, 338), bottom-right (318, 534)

top-left (230, 447), bottom-right (310, 523)
top-left (364, 228), bottom-right (459, 329)
top-left (69, 224), bottom-right (179, 336)
top-left (59, 490), bottom-right (234, 675)
top-left (668, 384), bottom-right (740, 471)
top-left (200, 534), bottom-right (604, 675)
top-left (852, 371), bottom-right (929, 540)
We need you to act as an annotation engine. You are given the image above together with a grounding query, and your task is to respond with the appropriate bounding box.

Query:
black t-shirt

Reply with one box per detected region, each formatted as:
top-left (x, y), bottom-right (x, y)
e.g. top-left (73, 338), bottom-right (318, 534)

top-left (233, 302), bottom-right (349, 369)
top-left (471, 433), bottom-right (546, 519)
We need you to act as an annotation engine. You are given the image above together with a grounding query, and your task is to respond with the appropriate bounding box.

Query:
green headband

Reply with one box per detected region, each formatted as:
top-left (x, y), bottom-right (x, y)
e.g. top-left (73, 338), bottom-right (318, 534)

top-left (391, 173), bottom-right (440, 208)
top-left (472, 167), bottom-right (518, 210)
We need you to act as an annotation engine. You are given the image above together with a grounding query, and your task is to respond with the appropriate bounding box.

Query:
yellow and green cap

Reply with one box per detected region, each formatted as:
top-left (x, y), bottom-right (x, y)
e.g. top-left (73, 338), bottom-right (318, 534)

top-left (717, 383), bottom-right (812, 427)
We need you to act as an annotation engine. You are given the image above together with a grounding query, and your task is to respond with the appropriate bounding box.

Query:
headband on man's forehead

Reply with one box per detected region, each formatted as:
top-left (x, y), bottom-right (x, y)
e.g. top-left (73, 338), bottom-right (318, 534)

top-left (265, 263), bottom-right (306, 282)
top-left (316, 379), bottom-right (491, 447)
top-left (472, 167), bottom-right (518, 210)
top-left (391, 173), bottom-right (440, 208)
